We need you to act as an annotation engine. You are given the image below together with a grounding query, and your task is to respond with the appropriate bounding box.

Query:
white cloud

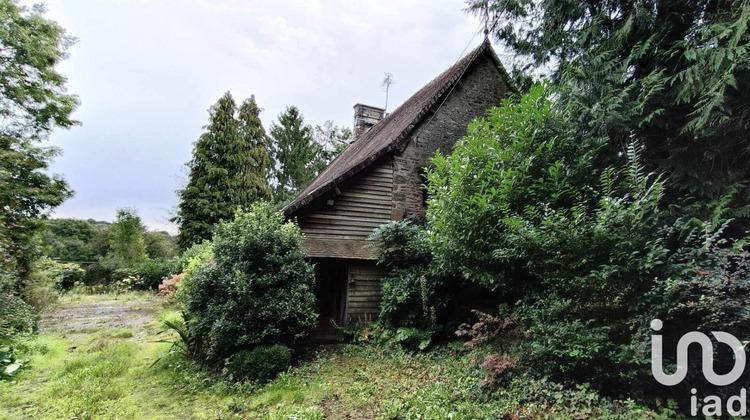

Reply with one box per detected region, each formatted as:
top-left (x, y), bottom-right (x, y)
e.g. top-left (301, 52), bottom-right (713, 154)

top-left (22, 0), bottom-right (493, 233)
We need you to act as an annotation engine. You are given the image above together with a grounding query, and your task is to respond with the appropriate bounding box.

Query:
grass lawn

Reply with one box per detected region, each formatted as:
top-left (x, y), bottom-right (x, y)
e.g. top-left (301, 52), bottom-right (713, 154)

top-left (0, 292), bottom-right (673, 419)
top-left (0, 292), bottom-right (498, 419)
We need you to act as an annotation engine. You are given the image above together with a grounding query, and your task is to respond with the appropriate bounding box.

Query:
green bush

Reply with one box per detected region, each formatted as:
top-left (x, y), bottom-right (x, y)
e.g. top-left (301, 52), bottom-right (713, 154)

top-left (137, 258), bottom-right (179, 290)
top-left (177, 240), bottom-right (213, 273)
top-left (55, 263), bottom-right (85, 291)
top-left (183, 203), bottom-right (316, 363)
top-left (370, 220), bottom-right (436, 330)
top-left (425, 85), bottom-right (750, 400)
top-left (24, 257), bottom-right (64, 308)
top-left (226, 345), bottom-right (292, 383)
top-left (0, 274), bottom-right (35, 342)
top-left (83, 260), bottom-right (117, 286)
top-left (370, 220), bottom-right (493, 342)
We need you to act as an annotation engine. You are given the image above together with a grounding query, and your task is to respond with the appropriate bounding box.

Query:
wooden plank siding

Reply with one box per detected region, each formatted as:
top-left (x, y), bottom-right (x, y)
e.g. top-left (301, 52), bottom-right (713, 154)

top-left (296, 156), bottom-right (393, 259)
top-left (346, 262), bottom-right (388, 324)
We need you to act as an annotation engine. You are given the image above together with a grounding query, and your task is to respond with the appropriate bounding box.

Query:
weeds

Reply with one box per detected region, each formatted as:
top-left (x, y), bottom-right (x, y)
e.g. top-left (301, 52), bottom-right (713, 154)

top-left (1, 293), bottom-right (678, 419)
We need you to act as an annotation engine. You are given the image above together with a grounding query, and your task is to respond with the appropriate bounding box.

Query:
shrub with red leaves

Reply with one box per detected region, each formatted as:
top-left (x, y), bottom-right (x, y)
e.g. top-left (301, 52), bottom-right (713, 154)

top-left (481, 353), bottom-right (519, 388)
top-left (158, 271), bottom-right (184, 296)
top-left (455, 307), bottom-right (519, 349)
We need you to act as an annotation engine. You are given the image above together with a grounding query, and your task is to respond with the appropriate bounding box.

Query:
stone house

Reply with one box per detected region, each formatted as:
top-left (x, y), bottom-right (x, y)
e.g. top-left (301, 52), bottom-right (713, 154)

top-left (283, 40), bottom-right (513, 330)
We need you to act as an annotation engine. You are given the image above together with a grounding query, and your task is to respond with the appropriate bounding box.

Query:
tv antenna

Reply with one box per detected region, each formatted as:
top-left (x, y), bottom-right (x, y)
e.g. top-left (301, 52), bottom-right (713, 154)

top-left (382, 73), bottom-right (395, 111)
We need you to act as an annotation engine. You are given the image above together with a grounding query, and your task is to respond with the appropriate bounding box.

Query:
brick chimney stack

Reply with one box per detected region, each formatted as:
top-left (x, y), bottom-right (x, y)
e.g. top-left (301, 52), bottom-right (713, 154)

top-left (352, 103), bottom-right (385, 141)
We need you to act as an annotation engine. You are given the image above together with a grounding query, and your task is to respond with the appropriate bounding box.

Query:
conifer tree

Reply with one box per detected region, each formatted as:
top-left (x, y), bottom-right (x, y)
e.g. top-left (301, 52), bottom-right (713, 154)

top-left (174, 92), bottom-right (272, 249)
top-left (269, 106), bottom-right (323, 201)
top-left (237, 95), bottom-right (272, 203)
top-left (469, 0), bottom-right (750, 225)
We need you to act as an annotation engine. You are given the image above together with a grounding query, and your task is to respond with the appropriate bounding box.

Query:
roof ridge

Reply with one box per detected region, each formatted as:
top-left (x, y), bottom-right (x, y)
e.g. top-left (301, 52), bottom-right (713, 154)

top-left (283, 40), bottom-right (507, 216)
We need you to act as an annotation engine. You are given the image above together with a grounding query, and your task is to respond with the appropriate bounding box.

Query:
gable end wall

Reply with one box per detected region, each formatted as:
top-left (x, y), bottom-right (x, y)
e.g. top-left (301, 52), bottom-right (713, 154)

top-left (391, 52), bottom-right (509, 219)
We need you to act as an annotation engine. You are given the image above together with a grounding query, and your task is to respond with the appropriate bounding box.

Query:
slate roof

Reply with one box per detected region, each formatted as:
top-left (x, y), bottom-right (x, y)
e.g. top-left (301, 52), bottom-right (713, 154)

top-left (283, 39), bottom-right (511, 216)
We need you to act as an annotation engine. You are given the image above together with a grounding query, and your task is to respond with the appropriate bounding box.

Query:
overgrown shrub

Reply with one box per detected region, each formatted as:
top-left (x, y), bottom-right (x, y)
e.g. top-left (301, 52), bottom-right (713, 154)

top-left (113, 275), bottom-right (146, 293)
top-left (177, 240), bottom-right (213, 273)
top-left (55, 263), bottom-right (85, 291)
top-left (83, 260), bottom-right (117, 286)
top-left (137, 258), bottom-right (179, 290)
top-left (158, 242), bottom-right (213, 303)
top-left (157, 272), bottom-right (184, 297)
top-left (183, 203), bottom-right (316, 363)
top-left (455, 307), bottom-right (519, 350)
top-left (392, 327), bottom-right (438, 351)
top-left (480, 354), bottom-right (519, 389)
top-left (370, 220), bottom-right (495, 346)
top-left (370, 221), bottom-right (444, 331)
top-left (23, 257), bottom-right (64, 308)
top-left (0, 274), bottom-right (35, 342)
top-left (426, 85), bottom-right (750, 401)
top-left (226, 345), bottom-right (292, 383)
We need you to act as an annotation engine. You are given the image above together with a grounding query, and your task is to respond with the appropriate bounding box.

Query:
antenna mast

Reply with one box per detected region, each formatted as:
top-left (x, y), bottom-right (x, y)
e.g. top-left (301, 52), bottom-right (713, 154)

top-left (382, 73), bottom-right (394, 111)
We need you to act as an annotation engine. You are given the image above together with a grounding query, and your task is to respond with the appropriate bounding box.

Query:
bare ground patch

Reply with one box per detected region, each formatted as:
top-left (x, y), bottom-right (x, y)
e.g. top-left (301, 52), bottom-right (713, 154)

top-left (39, 295), bottom-right (166, 340)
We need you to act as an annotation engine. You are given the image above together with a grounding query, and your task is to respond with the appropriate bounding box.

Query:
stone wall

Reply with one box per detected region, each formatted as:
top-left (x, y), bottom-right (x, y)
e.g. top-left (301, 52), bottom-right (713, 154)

top-left (391, 51), bottom-right (509, 219)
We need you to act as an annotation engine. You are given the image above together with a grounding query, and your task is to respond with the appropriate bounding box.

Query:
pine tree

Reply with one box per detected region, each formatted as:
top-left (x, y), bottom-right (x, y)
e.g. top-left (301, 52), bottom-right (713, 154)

top-left (236, 95), bottom-right (272, 203)
top-left (269, 106), bottom-right (323, 201)
top-left (174, 92), bottom-right (272, 249)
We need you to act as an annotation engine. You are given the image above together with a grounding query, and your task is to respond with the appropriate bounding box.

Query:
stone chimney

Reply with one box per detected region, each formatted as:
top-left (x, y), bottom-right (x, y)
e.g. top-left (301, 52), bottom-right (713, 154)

top-left (353, 103), bottom-right (385, 141)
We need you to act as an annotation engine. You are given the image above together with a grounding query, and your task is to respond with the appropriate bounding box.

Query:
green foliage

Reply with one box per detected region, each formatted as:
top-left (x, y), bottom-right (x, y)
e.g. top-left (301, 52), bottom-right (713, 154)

top-left (0, 1), bottom-right (78, 135)
top-left (226, 345), bottom-right (292, 383)
top-left (37, 216), bottom-right (178, 290)
top-left (370, 220), bottom-right (494, 346)
top-left (237, 95), bottom-right (273, 203)
top-left (177, 240), bottom-right (213, 273)
top-left (183, 203), bottom-right (316, 363)
top-left (392, 327), bottom-right (436, 352)
top-left (0, 1), bottom-right (77, 280)
top-left (143, 231), bottom-right (177, 259)
top-left (427, 84), bottom-right (600, 289)
top-left (136, 258), bottom-right (179, 290)
top-left (108, 208), bottom-right (148, 268)
top-left (171, 240), bottom-right (214, 302)
top-left (0, 284), bottom-right (34, 342)
top-left (369, 221), bottom-right (439, 331)
top-left (83, 260), bottom-right (118, 286)
top-left (470, 0), bottom-right (750, 222)
top-left (426, 85), bottom-right (750, 400)
top-left (0, 139), bottom-right (71, 278)
top-left (369, 220), bottom-right (431, 268)
top-left (1, 342), bottom-right (25, 379)
top-left (37, 218), bottom-right (97, 263)
top-left (174, 92), bottom-right (272, 249)
top-left (55, 263), bottom-right (85, 291)
top-left (269, 106), bottom-right (324, 201)
top-left (23, 257), bottom-right (63, 308)
top-left (0, 268), bottom-right (35, 372)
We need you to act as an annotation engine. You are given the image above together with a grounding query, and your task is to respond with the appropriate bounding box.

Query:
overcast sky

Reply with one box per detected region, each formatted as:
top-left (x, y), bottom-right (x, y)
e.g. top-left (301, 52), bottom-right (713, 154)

top-left (30, 0), bottom-right (499, 233)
